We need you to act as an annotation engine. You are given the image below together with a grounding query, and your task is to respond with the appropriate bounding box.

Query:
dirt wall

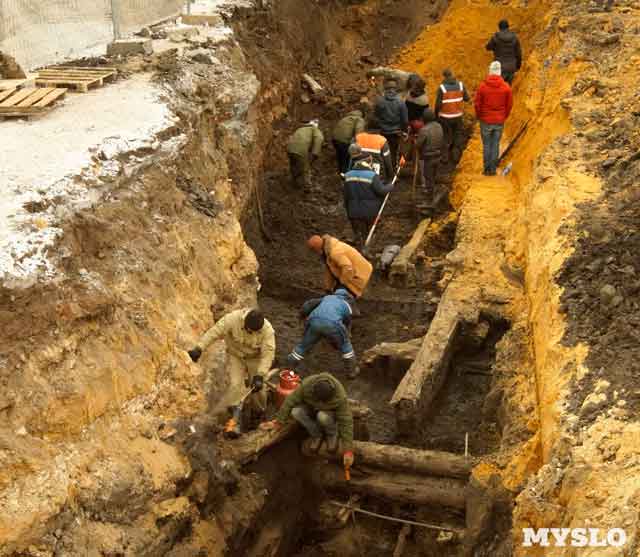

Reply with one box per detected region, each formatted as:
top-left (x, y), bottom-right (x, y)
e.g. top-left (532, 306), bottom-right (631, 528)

top-left (397, 0), bottom-right (640, 554)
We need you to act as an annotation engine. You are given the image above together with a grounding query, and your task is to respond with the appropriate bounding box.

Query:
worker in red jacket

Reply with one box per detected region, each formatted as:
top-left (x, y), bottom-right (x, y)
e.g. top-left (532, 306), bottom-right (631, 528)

top-left (474, 61), bottom-right (513, 176)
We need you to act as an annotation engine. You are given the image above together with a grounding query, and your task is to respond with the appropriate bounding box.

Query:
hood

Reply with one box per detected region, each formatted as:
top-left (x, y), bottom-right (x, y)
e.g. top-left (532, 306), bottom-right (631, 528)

top-left (443, 76), bottom-right (459, 86)
top-left (484, 75), bottom-right (506, 88)
top-left (495, 30), bottom-right (517, 44)
top-left (353, 159), bottom-right (373, 171)
top-left (334, 288), bottom-right (354, 304)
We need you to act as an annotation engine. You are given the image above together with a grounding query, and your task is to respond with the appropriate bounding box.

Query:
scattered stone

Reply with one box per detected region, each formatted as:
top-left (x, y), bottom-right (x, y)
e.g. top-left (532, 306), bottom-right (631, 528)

top-left (190, 49), bottom-right (216, 65)
top-left (599, 283), bottom-right (617, 304)
top-left (580, 392), bottom-right (608, 418)
top-left (602, 157), bottom-right (618, 168)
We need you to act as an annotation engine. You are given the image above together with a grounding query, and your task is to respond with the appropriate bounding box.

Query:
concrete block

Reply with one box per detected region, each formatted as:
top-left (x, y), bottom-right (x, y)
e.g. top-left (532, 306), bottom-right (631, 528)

top-left (181, 14), bottom-right (223, 26)
top-left (107, 39), bottom-right (153, 57)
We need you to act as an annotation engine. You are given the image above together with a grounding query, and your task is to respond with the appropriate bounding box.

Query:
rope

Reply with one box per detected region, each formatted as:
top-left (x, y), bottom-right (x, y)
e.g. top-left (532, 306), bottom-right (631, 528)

top-left (329, 502), bottom-right (463, 534)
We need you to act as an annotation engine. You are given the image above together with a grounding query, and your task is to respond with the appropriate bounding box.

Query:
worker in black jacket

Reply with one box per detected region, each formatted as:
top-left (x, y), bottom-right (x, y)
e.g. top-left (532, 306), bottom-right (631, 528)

top-left (373, 79), bottom-right (409, 170)
top-left (486, 20), bottom-right (522, 84)
top-left (343, 146), bottom-right (394, 247)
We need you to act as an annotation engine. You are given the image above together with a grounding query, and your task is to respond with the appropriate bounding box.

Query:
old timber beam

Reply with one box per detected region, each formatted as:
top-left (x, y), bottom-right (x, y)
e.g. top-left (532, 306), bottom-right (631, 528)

top-left (302, 439), bottom-right (475, 479)
top-left (310, 463), bottom-right (466, 510)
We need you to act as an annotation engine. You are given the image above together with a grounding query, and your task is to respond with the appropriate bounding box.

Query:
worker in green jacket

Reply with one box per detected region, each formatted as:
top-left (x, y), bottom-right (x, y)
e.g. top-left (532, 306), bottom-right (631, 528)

top-left (287, 120), bottom-right (324, 189)
top-left (261, 373), bottom-right (354, 468)
top-left (332, 109), bottom-right (366, 173)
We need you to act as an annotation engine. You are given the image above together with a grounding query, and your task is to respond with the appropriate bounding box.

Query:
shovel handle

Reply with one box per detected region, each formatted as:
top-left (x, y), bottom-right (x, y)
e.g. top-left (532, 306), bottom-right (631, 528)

top-left (345, 467), bottom-right (351, 481)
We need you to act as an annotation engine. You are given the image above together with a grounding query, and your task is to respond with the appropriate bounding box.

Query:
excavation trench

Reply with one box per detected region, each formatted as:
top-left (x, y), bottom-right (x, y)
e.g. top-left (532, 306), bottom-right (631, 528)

top-left (229, 1), bottom-right (516, 554)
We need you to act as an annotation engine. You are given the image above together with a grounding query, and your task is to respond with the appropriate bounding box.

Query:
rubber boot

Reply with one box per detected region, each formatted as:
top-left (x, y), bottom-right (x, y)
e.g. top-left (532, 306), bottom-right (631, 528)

top-left (326, 435), bottom-right (339, 453)
top-left (308, 436), bottom-right (323, 452)
top-left (344, 358), bottom-right (360, 379)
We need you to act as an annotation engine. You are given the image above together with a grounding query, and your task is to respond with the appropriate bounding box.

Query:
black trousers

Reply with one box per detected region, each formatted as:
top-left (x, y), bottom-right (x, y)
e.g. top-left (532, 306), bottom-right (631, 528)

top-left (288, 153), bottom-right (309, 189)
top-left (333, 140), bottom-right (351, 174)
top-left (349, 218), bottom-right (372, 249)
top-left (382, 133), bottom-right (401, 171)
top-left (422, 155), bottom-right (440, 203)
top-left (440, 117), bottom-right (465, 165)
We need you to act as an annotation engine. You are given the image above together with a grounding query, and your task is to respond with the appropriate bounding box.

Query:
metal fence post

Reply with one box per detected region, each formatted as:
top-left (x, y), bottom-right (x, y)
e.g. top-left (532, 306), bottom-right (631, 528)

top-left (186, 1), bottom-right (192, 15)
top-left (110, 0), bottom-right (122, 40)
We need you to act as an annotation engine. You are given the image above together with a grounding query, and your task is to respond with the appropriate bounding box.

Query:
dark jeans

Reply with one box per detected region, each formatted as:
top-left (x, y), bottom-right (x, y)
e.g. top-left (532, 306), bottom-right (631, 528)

top-left (288, 152), bottom-right (309, 189)
top-left (440, 117), bottom-right (465, 164)
top-left (333, 140), bottom-right (351, 174)
top-left (422, 154), bottom-right (440, 204)
top-left (502, 70), bottom-right (515, 85)
top-left (382, 132), bottom-right (401, 171)
top-left (349, 218), bottom-right (372, 248)
top-left (288, 317), bottom-right (355, 364)
top-left (480, 122), bottom-right (503, 175)
top-left (291, 405), bottom-right (337, 439)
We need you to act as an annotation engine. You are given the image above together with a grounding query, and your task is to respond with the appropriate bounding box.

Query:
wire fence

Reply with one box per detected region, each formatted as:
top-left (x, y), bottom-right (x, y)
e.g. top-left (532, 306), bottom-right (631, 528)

top-left (0, 0), bottom-right (186, 71)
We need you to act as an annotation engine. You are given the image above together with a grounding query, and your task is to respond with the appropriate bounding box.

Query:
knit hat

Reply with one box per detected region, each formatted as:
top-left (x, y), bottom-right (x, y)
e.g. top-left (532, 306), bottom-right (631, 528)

top-left (307, 235), bottom-right (324, 253)
top-left (348, 143), bottom-right (363, 158)
top-left (312, 379), bottom-right (336, 402)
top-left (244, 309), bottom-right (265, 331)
top-left (489, 61), bottom-right (502, 76)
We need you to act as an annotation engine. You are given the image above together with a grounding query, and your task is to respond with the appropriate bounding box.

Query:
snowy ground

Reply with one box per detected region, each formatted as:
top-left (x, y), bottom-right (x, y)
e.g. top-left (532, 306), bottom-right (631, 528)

top-left (0, 73), bottom-right (178, 289)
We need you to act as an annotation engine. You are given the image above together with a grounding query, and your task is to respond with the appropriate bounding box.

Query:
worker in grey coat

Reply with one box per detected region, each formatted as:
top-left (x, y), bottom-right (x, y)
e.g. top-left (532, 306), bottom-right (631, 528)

top-left (416, 109), bottom-right (444, 207)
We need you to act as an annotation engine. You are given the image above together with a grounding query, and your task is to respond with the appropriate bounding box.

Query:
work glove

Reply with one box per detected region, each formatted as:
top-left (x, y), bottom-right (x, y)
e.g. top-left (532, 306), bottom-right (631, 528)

top-left (260, 419), bottom-right (282, 431)
top-left (188, 347), bottom-right (202, 362)
top-left (250, 375), bottom-right (264, 392)
top-left (343, 451), bottom-right (354, 469)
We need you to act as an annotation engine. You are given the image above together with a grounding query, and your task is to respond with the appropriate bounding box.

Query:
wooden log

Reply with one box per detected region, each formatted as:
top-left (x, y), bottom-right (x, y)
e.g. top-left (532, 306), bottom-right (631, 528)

top-left (390, 297), bottom-right (474, 432)
top-left (310, 463), bottom-right (467, 510)
top-left (302, 440), bottom-right (475, 479)
top-left (220, 399), bottom-right (373, 465)
top-left (361, 338), bottom-right (423, 368)
top-left (302, 73), bottom-right (324, 97)
top-left (389, 218), bottom-right (431, 288)
top-left (393, 524), bottom-right (412, 557)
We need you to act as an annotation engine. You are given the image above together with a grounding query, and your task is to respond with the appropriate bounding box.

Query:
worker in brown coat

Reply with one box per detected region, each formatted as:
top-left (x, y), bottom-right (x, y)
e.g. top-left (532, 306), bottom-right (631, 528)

top-left (307, 235), bottom-right (372, 299)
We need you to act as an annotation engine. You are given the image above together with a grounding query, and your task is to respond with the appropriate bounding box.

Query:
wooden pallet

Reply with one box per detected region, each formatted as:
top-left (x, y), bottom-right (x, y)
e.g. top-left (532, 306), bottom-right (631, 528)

top-left (35, 66), bottom-right (117, 93)
top-left (0, 87), bottom-right (67, 119)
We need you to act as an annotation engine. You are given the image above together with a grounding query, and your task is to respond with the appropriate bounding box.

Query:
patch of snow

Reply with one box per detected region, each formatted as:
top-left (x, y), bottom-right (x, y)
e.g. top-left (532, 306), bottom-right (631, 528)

top-left (0, 73), bottom-right (179, 289)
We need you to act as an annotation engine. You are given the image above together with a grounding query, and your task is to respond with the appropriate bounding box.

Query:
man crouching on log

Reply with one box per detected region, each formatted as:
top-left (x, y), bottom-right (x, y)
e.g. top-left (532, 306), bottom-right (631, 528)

top-left (260, 373), bottom-right (354, 470)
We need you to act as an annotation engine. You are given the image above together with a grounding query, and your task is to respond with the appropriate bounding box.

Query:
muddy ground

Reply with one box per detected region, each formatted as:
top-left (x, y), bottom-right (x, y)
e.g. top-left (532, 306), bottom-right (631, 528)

top-left (235, 0), bottom-right (502, 457)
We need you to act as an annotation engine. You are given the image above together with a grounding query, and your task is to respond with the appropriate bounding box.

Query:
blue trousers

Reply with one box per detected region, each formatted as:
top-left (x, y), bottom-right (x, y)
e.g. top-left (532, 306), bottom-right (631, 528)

top-left (480, 122), bottom-right (503, 174)
top-left (289, 318), bottom-right (354, 364)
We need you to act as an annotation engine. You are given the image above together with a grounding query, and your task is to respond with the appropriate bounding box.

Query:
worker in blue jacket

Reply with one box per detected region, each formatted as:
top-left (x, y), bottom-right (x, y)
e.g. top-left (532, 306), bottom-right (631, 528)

top-left (287, 289), bottom-right (359, 378)
top-left (343, 145), bottom-right (394, 247)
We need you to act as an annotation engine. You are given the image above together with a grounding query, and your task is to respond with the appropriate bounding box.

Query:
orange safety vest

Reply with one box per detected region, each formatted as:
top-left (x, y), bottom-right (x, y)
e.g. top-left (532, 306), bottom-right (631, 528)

top-left (439, 82), bottom-right (465, 119)
top-left (355, 132), bottom-right (387, 156)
